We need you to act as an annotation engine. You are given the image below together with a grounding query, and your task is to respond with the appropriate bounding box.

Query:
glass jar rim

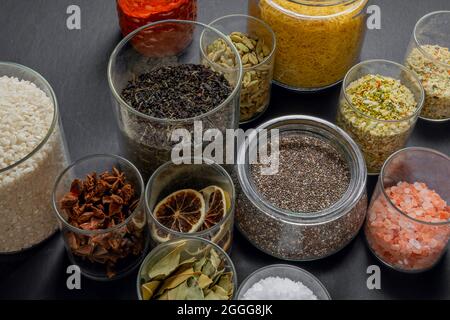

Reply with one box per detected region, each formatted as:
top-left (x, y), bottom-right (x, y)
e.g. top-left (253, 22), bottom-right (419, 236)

top-left (237, 115), bottom-right (367, 225)
top-left (107, 19), bottom-right (243, 124)
top-left (413, 11), bottom-right (450, 70)
top-left (379, 147), bottom-right (450, 227)
top-left (0, 62), bottom-right (59, 174)
top-left (52, 153), bottom-right (146, 235)
top-left (264, 0), bottom-right (367, 20)
top-left (136, 236), bottom-right (238, 300)
top-left (342, 59), bottom-right (425, 123)
top-left (235, 264), bottom-right (331, 300)
top-left (208, 14), bottom-right (277, 71)
top-left (145, 157), bottom-right (236, 237)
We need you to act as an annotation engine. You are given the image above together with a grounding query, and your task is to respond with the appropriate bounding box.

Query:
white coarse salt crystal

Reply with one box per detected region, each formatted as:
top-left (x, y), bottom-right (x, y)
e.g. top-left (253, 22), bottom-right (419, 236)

top-left (242, 276), bottom-right (318, 300)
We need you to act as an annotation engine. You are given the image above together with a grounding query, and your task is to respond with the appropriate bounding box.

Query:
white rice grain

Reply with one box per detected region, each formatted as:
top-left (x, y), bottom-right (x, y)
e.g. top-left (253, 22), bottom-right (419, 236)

top-left (0, 76), bottom-right (67, 253)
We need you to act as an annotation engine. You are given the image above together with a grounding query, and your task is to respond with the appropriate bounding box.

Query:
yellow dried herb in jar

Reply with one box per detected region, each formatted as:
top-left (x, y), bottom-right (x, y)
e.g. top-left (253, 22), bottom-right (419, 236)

top-left (259, 0), bottom-right (368, 91)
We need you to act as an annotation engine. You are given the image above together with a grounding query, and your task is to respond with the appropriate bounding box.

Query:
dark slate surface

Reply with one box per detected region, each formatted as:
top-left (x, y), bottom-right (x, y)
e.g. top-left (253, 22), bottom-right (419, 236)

top-left (0, 0), bottom-right (449, 300)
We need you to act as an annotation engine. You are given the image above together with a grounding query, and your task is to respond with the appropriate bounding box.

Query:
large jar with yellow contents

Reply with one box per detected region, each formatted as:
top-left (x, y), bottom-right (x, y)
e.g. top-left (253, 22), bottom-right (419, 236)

top-left (254, 0), bottom-right (368, 91)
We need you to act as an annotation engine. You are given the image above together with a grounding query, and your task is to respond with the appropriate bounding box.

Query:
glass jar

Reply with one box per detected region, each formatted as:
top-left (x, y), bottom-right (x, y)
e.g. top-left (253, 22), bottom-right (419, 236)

top-left (0, 62), bottom-right (69, 254)
top-left (365, 147), bottom-right (450, 272)
top-left (404, 11), bottom-right (450, 122)
top-left (146, 159), bottom-right (235, 254)
top-left (248, 0), bottom-right (261, 17)
top-left (256, 0), bottom-right (368, 91)
top-left (117, 0), bottom-right (198, 36)
top-left (53, 154), bottom-right (149, 280)
top-left (336, 60), bottom-right (424, 175)
top-left (235, 115), bottom-right (368, 261)
top-left (208, 14), bottom-right (276, 123)
top-left (108, 20), bottom-right (242, 181)
top-left (236, 264), bottom-right (331, 300)
top-left (137, 237), bottom-right (237, 300)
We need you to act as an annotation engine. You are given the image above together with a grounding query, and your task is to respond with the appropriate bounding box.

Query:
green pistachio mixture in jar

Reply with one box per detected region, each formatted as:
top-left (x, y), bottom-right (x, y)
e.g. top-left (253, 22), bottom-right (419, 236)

top-left (337, 74), bottom-right (420, 174)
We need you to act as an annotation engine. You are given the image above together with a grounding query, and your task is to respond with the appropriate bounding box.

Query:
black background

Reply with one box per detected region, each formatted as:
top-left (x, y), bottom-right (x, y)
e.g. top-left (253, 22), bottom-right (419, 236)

top-left (0, 0), bottom-right (449, 300)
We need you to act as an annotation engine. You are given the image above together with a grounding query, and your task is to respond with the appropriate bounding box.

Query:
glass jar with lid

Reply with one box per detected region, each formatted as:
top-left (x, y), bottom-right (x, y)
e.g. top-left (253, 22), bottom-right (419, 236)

top-left (235, 115), bottom-right (368, 261)
top-left (253, 0), bottom-right (368, 91)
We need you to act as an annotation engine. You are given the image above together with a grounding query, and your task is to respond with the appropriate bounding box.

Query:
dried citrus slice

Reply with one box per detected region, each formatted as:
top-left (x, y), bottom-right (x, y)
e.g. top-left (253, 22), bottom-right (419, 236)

top-left (153, 189), bottom-right (206, 233)
top-left (200, 186), bottom-right (229, 231)
top-left (151, 223), bottom-right (172, 243)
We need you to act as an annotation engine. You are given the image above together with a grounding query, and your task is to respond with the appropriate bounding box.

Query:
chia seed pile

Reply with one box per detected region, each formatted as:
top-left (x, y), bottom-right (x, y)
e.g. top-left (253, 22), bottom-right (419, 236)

top-left (236, 132), bottom-right (368, 260)
top-left (121, 64), bottom-right (232, 119)
top-left (251, 134), bottom-right (351, 213)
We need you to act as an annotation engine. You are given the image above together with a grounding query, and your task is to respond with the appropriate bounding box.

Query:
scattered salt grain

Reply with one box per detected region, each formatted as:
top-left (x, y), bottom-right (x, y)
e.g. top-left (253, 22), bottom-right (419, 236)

top-left (241, 276), bottom-right (318, 300)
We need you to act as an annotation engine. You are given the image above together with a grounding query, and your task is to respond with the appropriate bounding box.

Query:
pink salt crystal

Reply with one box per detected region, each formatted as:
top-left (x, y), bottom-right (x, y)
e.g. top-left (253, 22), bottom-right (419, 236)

top-left (366, 181), bottom-right (450, 271)
top-left (409, 239), bottom-right (421, 250)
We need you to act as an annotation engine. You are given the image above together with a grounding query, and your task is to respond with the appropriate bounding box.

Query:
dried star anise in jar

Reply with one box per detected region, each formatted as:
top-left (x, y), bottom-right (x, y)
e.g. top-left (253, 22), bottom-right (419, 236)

top-left (60, 167), bottom-right (144, 278)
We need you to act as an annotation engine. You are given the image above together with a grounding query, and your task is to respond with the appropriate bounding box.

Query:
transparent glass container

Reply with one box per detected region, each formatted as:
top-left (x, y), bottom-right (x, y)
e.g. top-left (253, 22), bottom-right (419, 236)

top-left (0, 62), bottom-right (69, 254)
top-left (235, 115), bottom-right (368, 261)
top-left (117, 0), bottom-right (198, 36)
top-left (208, 14), bottom-right (276, 123)
top-left (53, 154), bottom-right (149, 281)
top-left (255, 0), bottom-right (368, 91)
top-left (137, 237), bottom-right (237, 300)
top-left (236, 264), bottom-right (331, 300)
top-left (108, 20), bottom-right (243, 181)
top-left (336, 60), bottom-right (425, 175)
top-left (146, 159), bottom-right (235, 254)
top-left (404, 11), bottom-right (450, 122)
top-left (365, 147), bottom-right (450, 273)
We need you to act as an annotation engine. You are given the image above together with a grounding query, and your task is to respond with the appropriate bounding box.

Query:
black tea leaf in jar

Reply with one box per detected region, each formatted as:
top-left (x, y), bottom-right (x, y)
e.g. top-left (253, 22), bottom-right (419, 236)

top-left (121, 64), bottom-right (232, 120)
top-left (108, 20), bottom-right (242, 182)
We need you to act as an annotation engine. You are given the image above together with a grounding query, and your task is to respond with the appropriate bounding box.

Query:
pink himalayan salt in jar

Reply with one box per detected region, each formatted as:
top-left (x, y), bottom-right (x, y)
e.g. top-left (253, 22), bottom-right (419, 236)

top-left (365, 147), bottom-right (450, 272)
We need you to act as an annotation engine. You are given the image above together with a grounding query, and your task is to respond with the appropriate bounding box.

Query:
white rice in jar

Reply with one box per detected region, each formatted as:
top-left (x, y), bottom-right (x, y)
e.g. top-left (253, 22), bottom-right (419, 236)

top-left (0, 75), bottom-right (68, 253)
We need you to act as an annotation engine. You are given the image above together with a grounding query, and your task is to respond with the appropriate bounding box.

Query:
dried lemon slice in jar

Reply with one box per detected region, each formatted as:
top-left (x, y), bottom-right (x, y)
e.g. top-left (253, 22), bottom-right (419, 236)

top-left (199, 186), bottom-right (229, 231)
top-left (151, 223), bottom-right (172, 243)
top-left (153, 189), bottom-right (206, 233)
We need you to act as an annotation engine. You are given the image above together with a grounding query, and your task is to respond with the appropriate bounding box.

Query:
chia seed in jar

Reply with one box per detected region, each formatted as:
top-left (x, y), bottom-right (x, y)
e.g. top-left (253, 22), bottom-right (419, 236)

top-left (235, 116), bottom-right (368, 261)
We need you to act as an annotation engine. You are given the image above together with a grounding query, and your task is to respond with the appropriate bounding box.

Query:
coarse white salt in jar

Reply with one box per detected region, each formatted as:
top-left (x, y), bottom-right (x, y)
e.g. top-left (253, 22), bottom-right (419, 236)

top-left (0, 62), bottom-right (68, 253)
